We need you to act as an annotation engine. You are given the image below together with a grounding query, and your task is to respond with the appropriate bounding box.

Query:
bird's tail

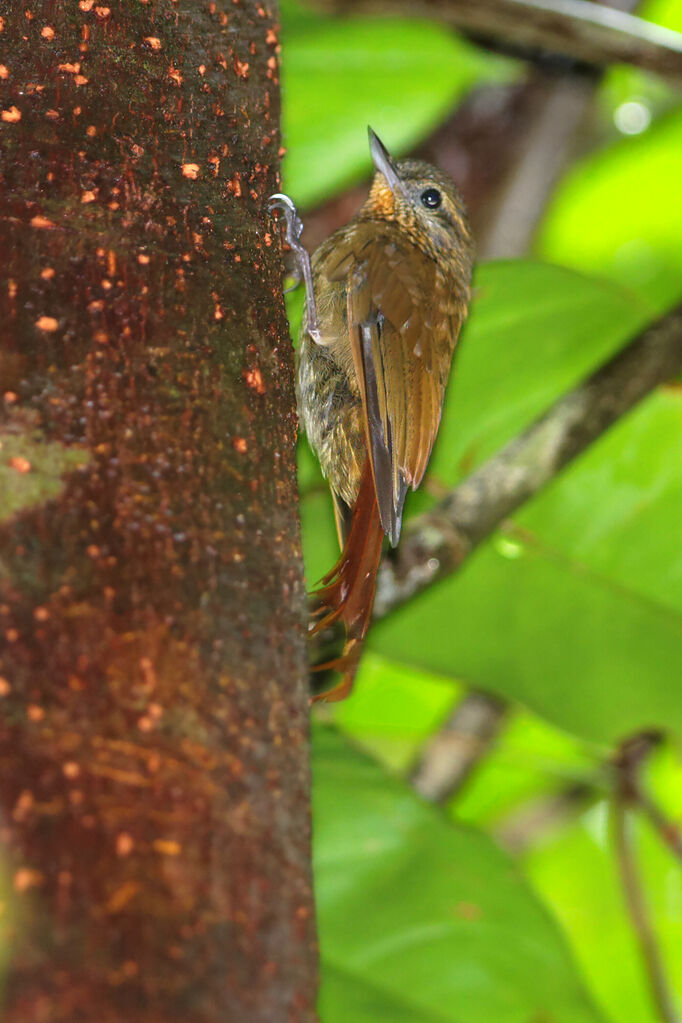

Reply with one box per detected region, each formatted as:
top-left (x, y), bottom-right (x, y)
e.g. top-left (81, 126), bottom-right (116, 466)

top-left (309, 460), bottom-right (384, 702)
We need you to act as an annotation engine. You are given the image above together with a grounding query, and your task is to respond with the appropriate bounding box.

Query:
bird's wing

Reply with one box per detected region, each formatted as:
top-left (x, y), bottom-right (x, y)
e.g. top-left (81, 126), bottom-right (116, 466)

top-left (323, 225), bottom-right (459, 547)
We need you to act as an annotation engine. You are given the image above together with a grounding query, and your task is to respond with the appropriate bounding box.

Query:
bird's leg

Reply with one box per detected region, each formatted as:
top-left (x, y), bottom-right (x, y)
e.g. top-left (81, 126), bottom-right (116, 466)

top-left (268, 193), bottom-right (322, 344)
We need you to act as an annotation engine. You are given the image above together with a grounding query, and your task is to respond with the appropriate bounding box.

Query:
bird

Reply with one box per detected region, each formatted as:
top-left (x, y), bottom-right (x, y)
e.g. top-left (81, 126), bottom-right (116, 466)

top-left (270, 127), bottom-right (474, 702)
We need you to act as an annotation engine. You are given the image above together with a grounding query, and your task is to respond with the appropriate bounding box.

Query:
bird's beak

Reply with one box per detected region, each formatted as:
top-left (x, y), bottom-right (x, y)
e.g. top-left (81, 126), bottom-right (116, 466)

top-left (368, 127), bottom-right (404, 196)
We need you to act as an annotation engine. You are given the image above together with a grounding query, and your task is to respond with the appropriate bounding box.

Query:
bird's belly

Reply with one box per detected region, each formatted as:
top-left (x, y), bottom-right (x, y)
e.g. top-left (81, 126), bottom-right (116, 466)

top-left (297, 336), bottom-right (365, 509)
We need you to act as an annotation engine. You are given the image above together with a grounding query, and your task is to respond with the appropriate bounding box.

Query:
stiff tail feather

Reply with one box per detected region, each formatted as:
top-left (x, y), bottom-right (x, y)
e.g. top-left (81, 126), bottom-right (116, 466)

top-left (309, 460), bottom-right (384, 702)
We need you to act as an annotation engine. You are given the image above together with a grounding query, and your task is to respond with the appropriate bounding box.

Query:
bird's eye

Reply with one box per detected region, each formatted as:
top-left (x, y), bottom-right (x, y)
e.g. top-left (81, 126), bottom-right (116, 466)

top-left (420, 187), bottom-right (442, 209)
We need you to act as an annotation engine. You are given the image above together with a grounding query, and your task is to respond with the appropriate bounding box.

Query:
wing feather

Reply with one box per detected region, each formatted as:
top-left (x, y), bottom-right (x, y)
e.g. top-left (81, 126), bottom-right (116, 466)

top-left (324, 224), bottom-right (461, 546)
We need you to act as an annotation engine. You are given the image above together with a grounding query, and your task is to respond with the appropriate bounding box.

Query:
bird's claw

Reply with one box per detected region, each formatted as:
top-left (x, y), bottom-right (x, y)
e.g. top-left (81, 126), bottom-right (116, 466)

top-left (268, 192), bottom-right (322, 345)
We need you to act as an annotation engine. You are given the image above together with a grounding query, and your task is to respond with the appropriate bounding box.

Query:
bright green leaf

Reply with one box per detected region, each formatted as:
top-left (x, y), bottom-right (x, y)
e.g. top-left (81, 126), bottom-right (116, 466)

top-left (526, 794), bottom-right (682, 1023)
top-left (314, 726), bottom-right (607, 1023)
top-left (429, 260), bottom-right (653, 488)
top-left (537, 106), bottom-right (682, 311)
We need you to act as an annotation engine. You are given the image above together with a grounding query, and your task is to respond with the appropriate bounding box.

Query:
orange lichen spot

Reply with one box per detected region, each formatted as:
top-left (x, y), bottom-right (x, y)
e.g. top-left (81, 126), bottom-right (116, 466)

top-left (145, 36), bottom-right (162, 50)
top-left (32, 216), bottom-right (55, 230)
top-left (58, 62), bottom-right (81, 74)
top-left (9, 456), bottom-right (31, 474)
top-left (105, 881), bottom-right (140, 914)
top-left (86, 124), bottom-right (97, 136)
top-left (81, 189), bottom-right (97, 203)
top-left (1, 106), bottom-right (21, 123)
top-left (0, 678), bottom-right (10, 697)
top-left (182, 162), bottom-right (200, 179)
top-left (62, 761), bottom-right (80, 779)
top-left (109, 201), bottom-right (120, 210)
top-left (0, 65), bottom-right (8, 79)
top-left (153, 839), bottom-right (181, 857)
top-left (40, 267), bottom-right (55, 280)
top-left (227, 174), bottom-right (242, 197)
top-left (243, 367), bottom-right (266, 395)
top-left (3, 391), bottom-right (18, 403)
top-left (233, 437), bottom-right (247, 453)
top-left (278, 145), bottom-right (286, 157)
top-left (35, 315), bottom-right (58, 332)
top-left (8, 279), bottom-right (17, 298)
top-left (41, 25), bottom-right (55, 39)
top-left (75, 74), bottom-right (89, 86)
top-left (266, 28), bottom-right (277, 45)
top-left (168, 65), bottom-right (183, 85)
top-left (101, 278), bottom-right (112, 290)
top-left (116, 832), bottom-right (135, 857)
top-left (79, 0), bottom-right (94, 9)
top-left (0, 17), bottom-right (4, 32)
top-left (27, 704), bottom-right (45, 722)
top-left (45, 109), bottom-right (59, 120)
top-left (86, 544), bottom-right (100, 558)
top-left (95, 5), bottom-right (111, 17)
top-left (214, 305), bottom-right (224, 321)
top-left (137, 253), bottom-right (150, 265)
top-left (33, 606), bottom-right (50, 621)
top-left (234, 58), bottom-right (249, 79)
top-left (6, 628), bottom-right (19, 643)
top-left (14, 868), bottom-right (44, 893)
top-left (198, 63), bottom-right (206, 75)
top-left (13, 791), bottom-right (35, 821)
top-left (94, 331), bottom-right (109, 344)
top-left (263, 232), bottom-right (272, 247)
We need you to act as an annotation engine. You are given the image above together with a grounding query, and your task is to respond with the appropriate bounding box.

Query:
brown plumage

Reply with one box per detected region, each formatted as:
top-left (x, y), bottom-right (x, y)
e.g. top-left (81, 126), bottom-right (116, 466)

top-left (294, 129), bottom-right (474, 701)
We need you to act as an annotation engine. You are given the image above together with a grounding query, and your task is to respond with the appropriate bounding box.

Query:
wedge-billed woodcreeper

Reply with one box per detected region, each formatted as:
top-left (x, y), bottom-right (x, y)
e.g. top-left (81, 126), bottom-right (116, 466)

top-left (271, 128), bottom-right (474, 702)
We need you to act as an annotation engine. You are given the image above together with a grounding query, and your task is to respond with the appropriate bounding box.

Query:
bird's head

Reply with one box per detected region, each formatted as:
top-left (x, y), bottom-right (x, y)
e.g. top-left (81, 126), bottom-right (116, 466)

top-left (362, 127), bottom-right (473, 266)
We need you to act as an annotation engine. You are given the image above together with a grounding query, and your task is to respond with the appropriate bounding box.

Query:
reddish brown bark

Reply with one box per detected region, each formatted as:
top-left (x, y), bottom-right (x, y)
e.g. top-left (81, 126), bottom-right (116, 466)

top-left (0, 2), bottom-right (316, 1021)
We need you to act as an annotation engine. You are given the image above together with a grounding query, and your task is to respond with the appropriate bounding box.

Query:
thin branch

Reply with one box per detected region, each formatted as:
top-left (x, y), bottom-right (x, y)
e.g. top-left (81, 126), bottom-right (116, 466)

top-left (636, 789), bottom-right (682, 864)
top-left (320, 0), bottom-right (682, 85)
top-left (612, 795), bottom-right (680, 1023)
top-left (614, 732), bottom-right (682, 864)
top-left (495, 781), bottom-right (596, 854)
top-left (410, 692), bottom-right (508, 802)
top-left (374, 304), bottom-right (682, 621)
top-left (477, 70), bottom-right (596, 258)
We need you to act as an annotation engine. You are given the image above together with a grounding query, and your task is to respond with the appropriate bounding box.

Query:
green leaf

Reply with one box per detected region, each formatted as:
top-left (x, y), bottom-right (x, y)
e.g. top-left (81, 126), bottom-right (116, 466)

top-left (280, 0), bottom-right (514, 208)
top-left (639, 0), bottom-right (682, 30)
top-left (537, 106), bottom-right (682, 311)
top-left (428, 260), bottom-right (653, 487)
top-left (371, 263), bottom-right (682, 743)
top-left (302, 260), bottom-right (682, 743)
top-left (526, 789), bottom-right (682, 1023)
top-left (313, 726), bottom-right (607, 1023)
top-left (370, 520), bottom-right (682, 744)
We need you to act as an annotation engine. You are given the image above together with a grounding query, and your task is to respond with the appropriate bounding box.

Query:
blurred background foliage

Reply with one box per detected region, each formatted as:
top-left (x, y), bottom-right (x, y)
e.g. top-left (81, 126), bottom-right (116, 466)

top-left (278, 0), bottom-right (682, 1019)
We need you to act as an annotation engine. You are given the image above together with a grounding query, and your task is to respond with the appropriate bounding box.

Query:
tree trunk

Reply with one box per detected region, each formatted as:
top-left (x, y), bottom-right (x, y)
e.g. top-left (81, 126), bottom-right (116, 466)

top-left (0, 2), bottom-right (317, 1020)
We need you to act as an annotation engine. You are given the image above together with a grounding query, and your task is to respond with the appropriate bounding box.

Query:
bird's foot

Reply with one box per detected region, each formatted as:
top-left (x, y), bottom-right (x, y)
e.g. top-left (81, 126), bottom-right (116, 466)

top-left (268, 193), bottom-right (322, 344)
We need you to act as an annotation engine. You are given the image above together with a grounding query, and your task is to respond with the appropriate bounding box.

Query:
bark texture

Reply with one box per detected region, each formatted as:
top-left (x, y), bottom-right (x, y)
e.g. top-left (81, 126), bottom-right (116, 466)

top-left (0, 2), bottom-right (316, 1021)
